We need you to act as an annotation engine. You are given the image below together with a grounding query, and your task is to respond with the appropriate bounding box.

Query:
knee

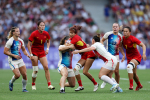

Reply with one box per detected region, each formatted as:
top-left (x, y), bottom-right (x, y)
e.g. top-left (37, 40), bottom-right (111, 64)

top-left (70, 82), bottom-right (76, 88)
top-left (98, 74), bottom-right (102, 79)
top-left (114, 69), bottom-right (119, 74)
top-left (63, 73), bottom-right (68, 77)
top-left (15, 73), bottom-right (20, 79)
top-left (22, 73), bottom-right (27, 78)
top-left (44, 66), bottom-right (49, 71)
top-left (83, 70), bottom-right (88, 75)
top-left (34, 71), bottom-right (38, 74)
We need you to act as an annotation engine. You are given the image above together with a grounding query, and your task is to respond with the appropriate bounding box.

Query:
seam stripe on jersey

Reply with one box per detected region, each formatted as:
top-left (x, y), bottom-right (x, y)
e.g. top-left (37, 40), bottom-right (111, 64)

top-left (10, 62), bottom-right (15, 69)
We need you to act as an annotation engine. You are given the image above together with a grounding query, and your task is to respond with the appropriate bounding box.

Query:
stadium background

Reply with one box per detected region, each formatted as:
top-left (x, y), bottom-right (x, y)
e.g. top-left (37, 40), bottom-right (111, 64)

top-left (0, 0), bottom-right (150, 69)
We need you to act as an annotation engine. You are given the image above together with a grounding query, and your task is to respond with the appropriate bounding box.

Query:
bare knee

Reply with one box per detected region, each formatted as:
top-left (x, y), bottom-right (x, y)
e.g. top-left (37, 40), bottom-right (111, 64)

top-left (44, 66), bottom-right (49, 71)
top-left (99, 74), bottom-right (102, 79)
top-left (83, 70), bottom-right (88, 75)
top-left (22, 73), bottom-right (27, 79)
top-left (15, 73), bottom-right (20, 79)
top-left (114, 69), bottom-right (119, 75)
top-left (70, 82), bottom-right (76, 88)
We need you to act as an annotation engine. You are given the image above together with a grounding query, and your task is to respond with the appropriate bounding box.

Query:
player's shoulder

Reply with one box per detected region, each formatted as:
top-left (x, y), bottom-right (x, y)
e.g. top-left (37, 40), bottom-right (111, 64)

top-left (118, 32), bottom-right (122, 37)
top-left (32, 30), bottom-right (38, 34)
top-left (105, 31), bottom-right (113, 35)
top-left (7, 37), bottom-right (14, 42)
top-left (43, 31), bottom-right (49, 34)
top-left (18, 38), bottom-right (24, 43)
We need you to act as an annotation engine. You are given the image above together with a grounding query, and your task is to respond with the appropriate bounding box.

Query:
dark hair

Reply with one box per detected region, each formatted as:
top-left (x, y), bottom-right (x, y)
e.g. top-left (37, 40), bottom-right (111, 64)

top-left (123, 26), bottom-right (131, 32)
top-left (69, 25), bottom-right (82, 34)
top-left (37, 20), bottom-right (44, 26)
top-left (60, 36), bottom-right (70, 45)
top-left (93, 34), bottom-right (100, 42)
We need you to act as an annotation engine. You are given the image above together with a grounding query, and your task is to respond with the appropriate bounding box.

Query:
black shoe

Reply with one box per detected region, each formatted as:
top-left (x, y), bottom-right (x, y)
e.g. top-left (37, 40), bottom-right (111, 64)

top-left (60, 89), bottom-right (65, 93)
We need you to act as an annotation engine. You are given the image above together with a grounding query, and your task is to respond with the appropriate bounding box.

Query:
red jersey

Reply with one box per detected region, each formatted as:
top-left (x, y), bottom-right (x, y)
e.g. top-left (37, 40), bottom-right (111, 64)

top-left (122, 35), bottom-right (141, 62)
top-left (29, 30), bottom-right (50, 52)
top-left (70, 35), bottom-right (87, 50)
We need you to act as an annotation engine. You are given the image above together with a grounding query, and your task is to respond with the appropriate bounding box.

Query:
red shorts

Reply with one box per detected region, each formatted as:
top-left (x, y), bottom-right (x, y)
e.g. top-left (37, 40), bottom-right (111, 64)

top-left (127, 55), bottom-right (142, 64)
top-left (81, 51), bottom-right (96, 60)
top-left (32, 51), bottom-right (46, 58)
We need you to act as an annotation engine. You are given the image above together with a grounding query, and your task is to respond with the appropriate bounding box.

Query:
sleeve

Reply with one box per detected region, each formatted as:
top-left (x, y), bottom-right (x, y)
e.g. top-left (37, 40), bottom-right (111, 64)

top-left (59, 45), bottom-right (65, 48)
top-left (21, 40), bottom-right (25, 47)
top-left (133, 36), bottom-right (141, 45)
top-left (46, 32), bottom-right (50, 40)
top-left (119, 33), bottom-right (123, 43)
top-left (103, 32), bottom-right (110, 39)
top-left (28, 32), bottom-right (35, 42)
top-left (91, 43), bottom-right (97, 49)
top-left (5, 39), bottom-right (12, 49)
top-left (71, 38), bottom-right (78, 45)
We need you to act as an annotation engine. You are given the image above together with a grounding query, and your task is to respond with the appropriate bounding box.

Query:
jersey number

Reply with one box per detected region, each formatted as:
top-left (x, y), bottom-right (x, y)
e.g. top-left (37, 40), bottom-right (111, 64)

top-left (125, 45), bottom-right (127, 49)
top-left (41, 40), bottom-right (43, 44)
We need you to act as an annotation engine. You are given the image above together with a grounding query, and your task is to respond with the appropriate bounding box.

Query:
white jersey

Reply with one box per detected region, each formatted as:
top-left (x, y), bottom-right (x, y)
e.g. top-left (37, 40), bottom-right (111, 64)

top-left (103, 31), bottom-right (122, 55)
top-left (91, 42), bottom-right (115, 62)
top-left (5, 37), bottom-right (24, 61)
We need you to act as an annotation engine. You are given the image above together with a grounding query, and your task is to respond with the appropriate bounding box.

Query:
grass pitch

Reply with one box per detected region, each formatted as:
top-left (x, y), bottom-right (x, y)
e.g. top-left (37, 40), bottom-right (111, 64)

top-left (0, 69), bottom-right (150, 100)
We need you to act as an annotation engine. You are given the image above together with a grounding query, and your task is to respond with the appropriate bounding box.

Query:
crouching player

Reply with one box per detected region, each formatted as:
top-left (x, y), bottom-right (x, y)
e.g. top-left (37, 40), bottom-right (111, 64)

top-left (58, 36), bottom-right (76, 93)
top-left (73, 35), bottom-right (121, 92)
top-left (4, 27), bottom-right (30, 92)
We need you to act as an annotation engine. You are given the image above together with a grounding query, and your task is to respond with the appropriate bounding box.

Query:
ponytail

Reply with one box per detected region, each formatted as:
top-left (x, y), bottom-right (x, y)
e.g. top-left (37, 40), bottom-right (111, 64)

top-left (7, 27), bottom-right (18, 39)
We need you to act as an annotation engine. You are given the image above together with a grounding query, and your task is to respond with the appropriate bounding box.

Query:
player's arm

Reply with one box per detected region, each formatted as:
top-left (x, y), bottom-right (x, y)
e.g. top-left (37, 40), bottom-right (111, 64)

top-left (119, 43), bottom-right (125, 62)
top-left (27, 41), bottom-right (33, 56)
top-left (45, 39), bottom-right (50, 55)
top-left (59, 44), bottom-right (75, 51)
top-left (72, 46), bottom-right (96, 54)
top-left (4, 47), bottom-right (21, 59)
top-left (100, 37), bottom-right (106, 45)
top-left (21, 46), bottom-right (30, 58)
top-left (139, 42), bottom-right (147, 61)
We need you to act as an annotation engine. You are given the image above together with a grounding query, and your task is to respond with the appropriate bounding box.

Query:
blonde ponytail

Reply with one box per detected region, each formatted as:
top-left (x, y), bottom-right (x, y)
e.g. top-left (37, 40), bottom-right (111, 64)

top-left (7, 27), bottom-right (18, 39)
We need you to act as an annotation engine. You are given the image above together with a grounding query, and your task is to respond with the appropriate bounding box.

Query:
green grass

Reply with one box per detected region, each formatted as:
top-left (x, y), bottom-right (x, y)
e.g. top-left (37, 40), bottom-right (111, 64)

top-left (0, 69), bottom-right (150, 100)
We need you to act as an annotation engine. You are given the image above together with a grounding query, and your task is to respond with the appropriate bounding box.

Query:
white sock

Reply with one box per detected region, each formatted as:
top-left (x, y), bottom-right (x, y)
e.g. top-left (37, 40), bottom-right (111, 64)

top-left (101, 75), bottom-right (115, 85)
top-left (111, 77), bottom-right (120, 90)
top-left (11, 75), bottom-right (17, 83)
top-left (60, 87), bottom-right (64, 90)
top-left (22, 79), bottom-right (27, 90)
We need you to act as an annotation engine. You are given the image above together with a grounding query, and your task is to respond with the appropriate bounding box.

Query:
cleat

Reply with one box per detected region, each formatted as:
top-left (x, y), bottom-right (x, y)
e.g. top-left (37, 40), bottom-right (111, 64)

top-left (48, 85), bottom-right (55, 90)
top-left (9, 80), bottom-right (13, 91)
top-left (110, 84), bottom-right (119, 91)
top-left (22, 89), bottom-right (29, 92)
top-left (32, 85), bottom-right (36, 90)
top-left (114, 88), bottom-right (123, 93)
top-left (100, 82), bottom-right (106, 89)
top-left (60, 89), bottom-right (65, 93)
top-left (93, 83), bottom-right (99, 92)
top-left (129, 85), bottom-right (133, 90)
top-left (75, 86), bottom-right (84, 91)
top-left (135, 85), bottom-right (143, 91)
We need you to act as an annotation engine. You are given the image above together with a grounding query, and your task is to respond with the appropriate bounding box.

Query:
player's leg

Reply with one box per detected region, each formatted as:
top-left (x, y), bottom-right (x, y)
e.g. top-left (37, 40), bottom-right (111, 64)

top-left (31, 55), bottom-right (38, 90)
top-left (65, 69), bottom-right (76, 87)
top-left (127, 59), bottom-right (138, 90)
top-left (59, 66), bottom-right (68, 93)
top-left (9, 61), bottom-right (20, 91)
top-left (39, 56), bottom-right (55, 90)
top-left (19, 64), bottom-right (28, 92)
top-left (132, 60), bottom-right (143, 91)
top-left (114, 62), bottom-right (120, 83)
top-left (83, 58), bottom-right (99, 91)
top-left (74, 59), bottom-right (85, 91)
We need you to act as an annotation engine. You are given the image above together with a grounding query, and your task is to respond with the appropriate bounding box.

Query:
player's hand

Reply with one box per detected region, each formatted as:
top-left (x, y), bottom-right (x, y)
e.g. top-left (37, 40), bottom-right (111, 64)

top-left (142, 54), bottom-right (147, 61)
top-left (121, 55), bottom-right (125, 62)
top-left (13, 55), bottom-right (21, 60)
top-left (72, 50), bottom-right (79, 54)
top-left (119, 25), bottom-right (123, 31)
top-left (27, 54), bottom-right (30, 59)
top-left (45, 50), bottom-right (49, 55)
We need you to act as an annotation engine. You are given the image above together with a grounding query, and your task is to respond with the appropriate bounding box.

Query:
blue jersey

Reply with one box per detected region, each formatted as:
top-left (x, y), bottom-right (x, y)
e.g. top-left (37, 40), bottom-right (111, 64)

top-left (58, 45), bottom-right (72, 69)
top-left (103, 31), bottom-right (122, 55)
top-left (5, 37), bottom-right (24, 61)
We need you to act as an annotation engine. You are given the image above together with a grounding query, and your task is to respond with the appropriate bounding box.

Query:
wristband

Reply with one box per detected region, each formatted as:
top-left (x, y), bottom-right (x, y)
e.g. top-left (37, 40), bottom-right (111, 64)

top-left (30, 54), bottom-right (33, 56)
top-left (47, 48), bottom-right (49, 50)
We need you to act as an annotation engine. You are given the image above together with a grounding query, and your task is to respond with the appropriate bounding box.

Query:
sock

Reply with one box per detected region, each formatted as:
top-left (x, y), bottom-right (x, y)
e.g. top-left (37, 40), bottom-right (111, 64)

top-left (91, 78), bottom-right (97, 85)
top-left (22, 79), bottom-right (27, 90)
top-left (11, 75), bottom-right (17, 83)
top-left (32, 82), bottom-right (35, 86)
top-left (78, 80), bottom-right (83, 87)
top-left (111, 77), bottom-right (120, 90)
top-left (136, 81), bottom-right (142, 86)
top-left (129, 79), bottom-right (133, 86)
top-left (48, 82), bottom-right (51, 86)
top-left (60, 87), bottom-right (64, 90)
top-left (101, 75), bottom-right (115, 85)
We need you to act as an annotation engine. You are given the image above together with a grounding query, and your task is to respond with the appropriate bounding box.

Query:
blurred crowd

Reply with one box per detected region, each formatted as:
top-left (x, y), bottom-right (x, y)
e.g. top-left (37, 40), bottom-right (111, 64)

top-left (0, 0), bottom-right (99, 47)
top-left (109, 0), bottom-right (150, 47)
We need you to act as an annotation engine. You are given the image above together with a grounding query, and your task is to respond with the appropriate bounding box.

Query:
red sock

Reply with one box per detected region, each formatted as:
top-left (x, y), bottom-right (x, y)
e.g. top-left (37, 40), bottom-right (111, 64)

top-left (91, 78), bottom-right (97, 85)
top-left (48, 82), bottom-right (51, 86)
top-left (129, 79), bottom-right (133, 86)
top-left (136, 81), bottom-right (142, 86)
top-left (78, 80), bottom-right (83, 86)
top-left (32, 82), bottom-right (35, 86)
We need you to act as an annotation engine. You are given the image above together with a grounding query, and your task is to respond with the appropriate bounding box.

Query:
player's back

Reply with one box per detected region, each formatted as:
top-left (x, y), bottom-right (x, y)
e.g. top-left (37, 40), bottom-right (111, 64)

top-left (92, 42), bottom-right (114, 62)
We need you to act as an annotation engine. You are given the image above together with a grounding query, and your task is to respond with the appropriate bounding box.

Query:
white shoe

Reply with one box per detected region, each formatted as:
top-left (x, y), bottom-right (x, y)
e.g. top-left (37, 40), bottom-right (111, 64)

top-left (32, 85), bottom-right (36, 90)
top-left (101, 82), bottom-right (106, 89)
top-left (93, 83), bottom-right (99, 92)
top-left (75, 86), bottom-right (84, 91)
top-left (48, 85), bottom-right (55, 90)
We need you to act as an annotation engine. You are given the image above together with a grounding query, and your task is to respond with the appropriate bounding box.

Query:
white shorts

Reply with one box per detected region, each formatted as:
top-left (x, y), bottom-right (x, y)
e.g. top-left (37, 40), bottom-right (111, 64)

top-left (115, 55), bottom-right (119, 62)
top-left (58, 64), bottom-right (75, 77)
top-left (8, 59), bottom-right (25, 70)
top-left (102, 56), bottom-right (117, 70)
